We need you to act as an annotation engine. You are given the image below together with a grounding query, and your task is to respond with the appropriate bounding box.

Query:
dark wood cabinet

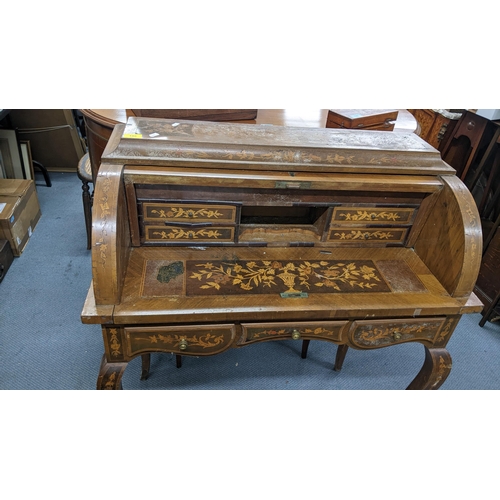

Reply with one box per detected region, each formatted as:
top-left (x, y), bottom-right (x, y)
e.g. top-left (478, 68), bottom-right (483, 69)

top-left (408, 109), bottom-right (463, 150)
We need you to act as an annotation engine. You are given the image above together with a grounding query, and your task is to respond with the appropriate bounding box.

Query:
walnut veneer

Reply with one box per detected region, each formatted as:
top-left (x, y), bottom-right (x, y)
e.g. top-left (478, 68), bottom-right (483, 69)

top-left (81, 117), bottom-right (483, 389)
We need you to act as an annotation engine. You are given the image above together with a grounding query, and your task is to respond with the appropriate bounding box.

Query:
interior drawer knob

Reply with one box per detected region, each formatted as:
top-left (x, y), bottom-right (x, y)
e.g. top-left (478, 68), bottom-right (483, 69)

top-left (179, 339), bottom-right (189, 351)
top-left (291, 329), bottom-right (301, 340)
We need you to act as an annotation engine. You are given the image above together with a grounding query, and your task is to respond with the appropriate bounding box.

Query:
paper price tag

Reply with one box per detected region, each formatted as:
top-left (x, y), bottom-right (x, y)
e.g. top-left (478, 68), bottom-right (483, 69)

top-left (123, 133), bottom-right (143, 139)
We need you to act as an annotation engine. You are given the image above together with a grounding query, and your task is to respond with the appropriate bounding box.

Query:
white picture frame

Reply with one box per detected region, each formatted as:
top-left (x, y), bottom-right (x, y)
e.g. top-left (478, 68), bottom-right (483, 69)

top-left (0, 149), bottom-right (6, 178)
top-left (19, 140), bottom-right (34, 180)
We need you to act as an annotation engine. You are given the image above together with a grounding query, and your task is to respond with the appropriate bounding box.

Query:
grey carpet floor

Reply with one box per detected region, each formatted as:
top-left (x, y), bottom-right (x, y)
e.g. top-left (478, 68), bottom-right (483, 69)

top-left (1, 172), bottom-right (499, 390)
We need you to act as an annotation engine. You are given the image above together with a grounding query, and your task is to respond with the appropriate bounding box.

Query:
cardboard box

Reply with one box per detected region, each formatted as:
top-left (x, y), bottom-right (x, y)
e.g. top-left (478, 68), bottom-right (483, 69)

top-left (0, 179), bottom-right (41, 256)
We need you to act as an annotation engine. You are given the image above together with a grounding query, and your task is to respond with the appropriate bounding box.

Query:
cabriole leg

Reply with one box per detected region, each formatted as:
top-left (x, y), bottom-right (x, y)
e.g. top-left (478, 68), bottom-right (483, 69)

top-left (96, 354), bottom-right (128, 390)
top-left (407, 346), bottom-right (452, 390)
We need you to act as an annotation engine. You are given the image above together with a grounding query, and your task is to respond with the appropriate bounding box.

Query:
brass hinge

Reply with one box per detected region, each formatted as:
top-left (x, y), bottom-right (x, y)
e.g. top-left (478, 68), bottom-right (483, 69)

top-left (275, 181), bottom-right (311, 189)
top-left (280, 292), bottom-right (308, 298)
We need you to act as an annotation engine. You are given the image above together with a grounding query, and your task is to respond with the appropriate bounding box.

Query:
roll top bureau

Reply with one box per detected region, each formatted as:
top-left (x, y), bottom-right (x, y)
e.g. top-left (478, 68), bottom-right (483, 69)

top-left (81, 117), bottom-right (483, 389)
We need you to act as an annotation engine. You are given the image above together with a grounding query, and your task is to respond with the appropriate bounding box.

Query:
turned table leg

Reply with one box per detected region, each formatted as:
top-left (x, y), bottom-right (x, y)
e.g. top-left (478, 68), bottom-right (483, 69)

top-left (334, 344), bottom-right (349, 372)
top-left (140, 354), bottom-right (151, 380)
top-left (96, 354), bottom-right (128, 390)
top-left (406, 346), bottom-right (452, 390)
top-left (301, 340), bottom-right (311, 359)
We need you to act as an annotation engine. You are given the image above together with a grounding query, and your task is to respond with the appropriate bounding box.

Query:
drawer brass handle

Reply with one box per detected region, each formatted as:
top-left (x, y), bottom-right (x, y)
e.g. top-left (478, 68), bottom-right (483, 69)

top-left (364, 232), bottom-right (370, 239)
top-left (187, 210), bottom-right (194, 217)
top-left (291, 329), bottom-right (301, 340)
top-left (179, 339), bottom-right (189, 351)
top-left (392, 331), bottom-right (402, 341)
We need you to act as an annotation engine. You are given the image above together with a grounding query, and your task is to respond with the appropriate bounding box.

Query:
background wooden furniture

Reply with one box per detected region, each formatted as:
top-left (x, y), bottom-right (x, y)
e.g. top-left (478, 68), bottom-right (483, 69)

top-left (439, 111), bottom-right (491, 181)
top-left (471, 133), bottom-right (500, 319)
top-left (408, 109), bottom-right (463, 150)
top-left (7, 110), bottom-right (86, 173)
top-left (326, 109), bottom-right (399, 131)
top-left (429, 112), bottom-right (500, 322)
top-left (76, 153), bottom-right (93, 250)
top-left (82, 117), bottom-right (482, 390)
top-left (131, 109), bottom-right (258, 120)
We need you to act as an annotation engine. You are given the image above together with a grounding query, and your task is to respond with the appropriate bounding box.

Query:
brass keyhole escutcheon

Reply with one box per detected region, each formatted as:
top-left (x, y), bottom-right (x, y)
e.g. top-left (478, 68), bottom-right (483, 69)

top-left (291, 329), bottom-right (301, 340)
top-left (392, 331), bottom-right (402, 341)
top-left (370, 213), bottom-right (376, 220)
top-left (364, 232), bottom-right (370, 239)
top-left (179, 339), bottom-right (188, 351)
top-left (187, 210), bottom-right (194, 218)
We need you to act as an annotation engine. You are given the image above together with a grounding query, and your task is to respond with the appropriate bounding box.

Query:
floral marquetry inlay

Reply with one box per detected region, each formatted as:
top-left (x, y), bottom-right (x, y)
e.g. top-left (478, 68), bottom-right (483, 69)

top-left (359, 324), bottom-right (427, 343)
top-left (137, 333), bottom-right (225, 349)
top-left (248, 326), bottom-right (335, 340)
top-left (186, 259), bottom-right (391, 296)
top-left (353, 320), bottom-right (444, 347)
top-left (110, 118), bottom-right (443, 172)
top-left (104, 372), bottom-right (116, 390)
top-left (151, 229), bottom-right (224, 240)
top-left (151, 207), bottom-right (224, 220)
top-left (96, 175), bottom-right (112, 268)
top-left (108, 329), bottom-right (122, 357)
top-left (145, 226), bottom-right (235, 243)
top-left (332, 230), bottom-right (395, 241)
top-left (340, 211), bottom-right (401, 222)
top-left (332, 208), bottom-right (415, 224)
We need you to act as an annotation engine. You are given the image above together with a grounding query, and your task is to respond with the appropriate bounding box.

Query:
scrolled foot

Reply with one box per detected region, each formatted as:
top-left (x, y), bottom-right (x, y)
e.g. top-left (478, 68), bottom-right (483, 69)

top-left (96, 354), bottom-right (128, 390)
top-left (407, 346), bottom-right (452, 390)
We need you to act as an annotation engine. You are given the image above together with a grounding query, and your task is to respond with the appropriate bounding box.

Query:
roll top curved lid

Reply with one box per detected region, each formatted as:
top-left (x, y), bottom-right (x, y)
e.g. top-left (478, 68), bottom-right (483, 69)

top-left (102, 117), bottom-right (455, 176)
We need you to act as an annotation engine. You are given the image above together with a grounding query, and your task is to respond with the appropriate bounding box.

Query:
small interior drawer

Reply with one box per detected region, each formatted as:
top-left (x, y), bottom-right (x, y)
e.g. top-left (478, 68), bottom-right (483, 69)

top-left (144, 225), bottom-right (236, 243)
top-left (142, 202), bottom-right (237, 223)
top-left (330, 207), bottom-right (416, 225)
top-left (326, 227), bottom-right (409, 244)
